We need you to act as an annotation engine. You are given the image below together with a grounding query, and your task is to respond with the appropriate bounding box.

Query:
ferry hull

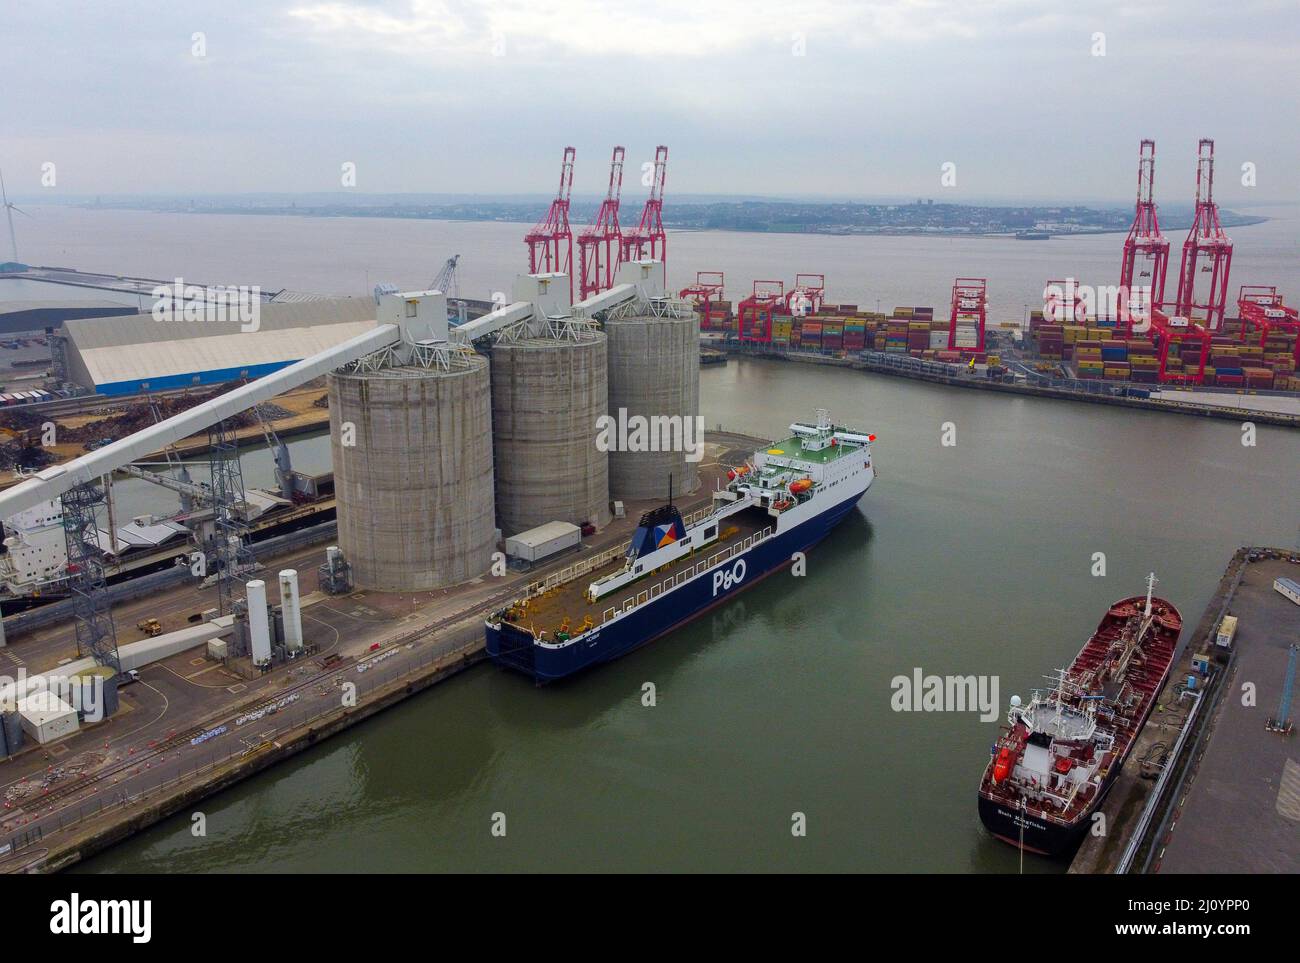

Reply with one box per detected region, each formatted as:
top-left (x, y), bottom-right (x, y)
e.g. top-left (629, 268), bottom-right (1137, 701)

top-left (486, 490), bottom-right (866, 682)
top-left (977, 786), bottom-right (1107, 858)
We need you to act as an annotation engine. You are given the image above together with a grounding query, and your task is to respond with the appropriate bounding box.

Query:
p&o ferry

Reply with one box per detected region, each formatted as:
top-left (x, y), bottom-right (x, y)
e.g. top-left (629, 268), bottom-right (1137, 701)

top-left (485, 410), bottom-right (875, 682)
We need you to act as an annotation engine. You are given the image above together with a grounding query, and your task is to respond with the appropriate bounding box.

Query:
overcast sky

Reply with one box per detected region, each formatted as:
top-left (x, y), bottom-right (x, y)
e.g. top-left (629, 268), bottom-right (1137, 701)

top-left (2, 0), bottom-right (1298, 204)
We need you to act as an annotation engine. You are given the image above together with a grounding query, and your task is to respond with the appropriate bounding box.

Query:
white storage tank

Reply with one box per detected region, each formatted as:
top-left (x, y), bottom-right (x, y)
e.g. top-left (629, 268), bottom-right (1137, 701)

top-left (279, 569), bottom-right (303, 652)
top-left (246, 579), bottom-right (272, 666)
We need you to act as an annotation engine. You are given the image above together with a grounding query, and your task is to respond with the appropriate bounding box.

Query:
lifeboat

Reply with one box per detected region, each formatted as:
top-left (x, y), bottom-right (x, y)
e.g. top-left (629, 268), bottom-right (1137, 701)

top-left (992, 726), bottom-right (1027, 784)
top-left (789, 478), bottom-right (813, 494)
top-left (992, 748), bottom-right (1016, 784)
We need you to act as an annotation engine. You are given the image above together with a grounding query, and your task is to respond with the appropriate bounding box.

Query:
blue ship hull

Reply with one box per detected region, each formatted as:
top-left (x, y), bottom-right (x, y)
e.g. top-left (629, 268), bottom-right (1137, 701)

top-left (486, 490), bottom-right (866, 683)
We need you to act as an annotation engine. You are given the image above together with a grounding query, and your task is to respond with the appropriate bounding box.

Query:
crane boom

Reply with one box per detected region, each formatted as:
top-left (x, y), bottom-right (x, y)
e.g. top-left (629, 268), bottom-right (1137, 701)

top-left (0, 324), bottom-right (400, 520)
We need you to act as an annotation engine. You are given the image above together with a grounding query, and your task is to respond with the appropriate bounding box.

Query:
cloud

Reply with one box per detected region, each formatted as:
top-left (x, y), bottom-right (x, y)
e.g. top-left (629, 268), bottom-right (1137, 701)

top-left (0, 0), bottom-right (1295, 197)
top-left (285, 0), bottom-right (989, 60)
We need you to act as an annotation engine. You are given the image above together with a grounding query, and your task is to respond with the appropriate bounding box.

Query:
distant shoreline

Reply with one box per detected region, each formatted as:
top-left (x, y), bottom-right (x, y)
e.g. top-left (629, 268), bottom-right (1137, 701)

top-left (64, 204), bottom-right (1272, 240)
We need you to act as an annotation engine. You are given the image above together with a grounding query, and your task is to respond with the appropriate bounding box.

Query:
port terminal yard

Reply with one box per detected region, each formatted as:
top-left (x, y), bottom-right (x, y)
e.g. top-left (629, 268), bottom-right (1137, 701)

top-left (0, 431), bottom-right (761, 873)
top-left (1070, 547), bottom-right (1300, 874)
top-left (719, 343), bottom-right (1300, 429)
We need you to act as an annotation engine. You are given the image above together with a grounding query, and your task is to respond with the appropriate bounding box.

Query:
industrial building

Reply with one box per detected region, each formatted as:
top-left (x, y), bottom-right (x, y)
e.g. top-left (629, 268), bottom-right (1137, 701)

top-left (0, 259), bottom-right (697, 678)
top-left (58, 297), bottom-right (379, 395)
top-left (17, 692), bottom-right (79, 744)
top-left (0, 298), bottom-right (139, 337)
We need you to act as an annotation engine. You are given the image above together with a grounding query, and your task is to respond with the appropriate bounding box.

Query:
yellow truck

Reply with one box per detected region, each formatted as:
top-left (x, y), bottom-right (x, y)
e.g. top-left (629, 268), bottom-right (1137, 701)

top-left (1213, 615), bottom-right (1237, 657)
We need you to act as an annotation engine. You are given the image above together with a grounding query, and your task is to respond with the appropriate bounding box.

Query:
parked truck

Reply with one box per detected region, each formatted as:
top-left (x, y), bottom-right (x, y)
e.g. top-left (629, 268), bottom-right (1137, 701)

top-left (1214, 614), bottom-right (1238, 659)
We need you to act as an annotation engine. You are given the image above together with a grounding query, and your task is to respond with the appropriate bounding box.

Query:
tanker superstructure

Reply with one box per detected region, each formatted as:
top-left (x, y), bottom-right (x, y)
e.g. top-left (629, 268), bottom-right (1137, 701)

top-left (977, 576), bottom-right (1182, 856)
top-left (485, 409), bottom-right (875, 682)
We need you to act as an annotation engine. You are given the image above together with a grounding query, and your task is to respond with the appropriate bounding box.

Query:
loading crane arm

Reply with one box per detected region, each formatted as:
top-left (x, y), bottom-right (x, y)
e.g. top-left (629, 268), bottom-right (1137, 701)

top-left (0, 324), bottom-right (403, 521)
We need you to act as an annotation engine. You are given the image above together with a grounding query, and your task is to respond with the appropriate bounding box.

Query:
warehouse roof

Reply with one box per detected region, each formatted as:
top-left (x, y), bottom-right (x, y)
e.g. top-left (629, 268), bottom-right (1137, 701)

top-left (61, 297), bottom-right (376, 348)
top-left (17, 692), bottom-right (77, 724)
top-left (0, 299), bottom-right (140, 335)
top-left (60, 297), bottom-right (379, 395)
top-left (0, 298), bottom-right (132, 315)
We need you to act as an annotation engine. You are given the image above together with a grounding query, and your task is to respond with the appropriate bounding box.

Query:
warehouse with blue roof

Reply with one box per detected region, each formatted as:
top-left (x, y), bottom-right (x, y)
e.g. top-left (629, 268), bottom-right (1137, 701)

top-left (57, 298), bottom-right (379, 395)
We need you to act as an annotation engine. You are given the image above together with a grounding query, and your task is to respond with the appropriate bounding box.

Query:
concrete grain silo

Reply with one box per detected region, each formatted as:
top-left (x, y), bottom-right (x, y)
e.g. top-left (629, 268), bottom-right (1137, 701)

top-left (328, 292), bottom-right (496, 591)
top-left (604, 305), bottom-right (700, 501)
top-left (490, 329), bottom-right (610, 536)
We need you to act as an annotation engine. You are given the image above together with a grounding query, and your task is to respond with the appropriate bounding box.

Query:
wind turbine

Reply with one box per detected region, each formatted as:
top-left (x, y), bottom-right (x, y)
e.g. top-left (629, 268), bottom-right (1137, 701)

top-left (0, 168), bottom-right (30, 264)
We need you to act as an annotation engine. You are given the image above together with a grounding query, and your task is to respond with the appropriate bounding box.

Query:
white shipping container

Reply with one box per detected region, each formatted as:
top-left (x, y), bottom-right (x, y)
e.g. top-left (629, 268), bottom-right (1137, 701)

top-left (117, 621), bottom-right (234, 671)
top-left (1275, 577), bottom-right (1300, 606)
top-left (506, 521), bottom-right (582, 563)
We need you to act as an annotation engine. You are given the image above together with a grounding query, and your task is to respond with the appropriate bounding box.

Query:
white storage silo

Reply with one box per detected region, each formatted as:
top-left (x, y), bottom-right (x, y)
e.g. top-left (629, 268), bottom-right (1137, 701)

top-left (246, 579), bottom-right (272, 666)
top-left (279, 569), bottom-right (303, 652)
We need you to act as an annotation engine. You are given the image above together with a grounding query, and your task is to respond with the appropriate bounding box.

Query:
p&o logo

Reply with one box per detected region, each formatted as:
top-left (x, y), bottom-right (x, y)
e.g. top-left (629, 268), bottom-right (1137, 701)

top-left (712, 558), bottom-right (747, 597)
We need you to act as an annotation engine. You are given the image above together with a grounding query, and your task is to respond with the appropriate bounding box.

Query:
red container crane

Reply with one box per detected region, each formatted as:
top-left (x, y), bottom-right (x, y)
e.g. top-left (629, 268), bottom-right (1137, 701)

top-left (948, 278), bottom-right (987, 353)
top-left (680, 271), bottom-right (726, 331)
top-left (1148, 306), bottom-right (1211, 384)
top-left (1172, 139), bottom-right (1233, 331)
top-left (737, 280), bottom-right (784, 343)
top-left (1118, 139), bottom-right (1169, 336)
top-left (1043, 278), bottom-right (1086, 327)
top-left (1237, 285), bottom-right (1300, 366)
top-left (577, 146), bottom-right (625, 301)
top-left (785, 274), bottom-right (825, 316)
top-left (525, 146), bottom-right (576, 301)
top-left (621, 145), bottom-right (668, 265)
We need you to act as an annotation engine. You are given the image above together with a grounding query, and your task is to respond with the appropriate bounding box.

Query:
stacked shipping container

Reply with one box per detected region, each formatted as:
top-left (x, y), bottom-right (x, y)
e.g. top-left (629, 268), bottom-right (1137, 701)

top-left (690, 301), bottom-right (1297, 391)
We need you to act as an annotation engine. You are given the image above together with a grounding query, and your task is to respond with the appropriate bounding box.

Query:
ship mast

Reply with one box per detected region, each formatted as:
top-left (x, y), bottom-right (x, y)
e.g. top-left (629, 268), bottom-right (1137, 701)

top-left (1052, 667), bottom-right (1068, 724)
top-left (1144, 572), bottom-right (1157, 617)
